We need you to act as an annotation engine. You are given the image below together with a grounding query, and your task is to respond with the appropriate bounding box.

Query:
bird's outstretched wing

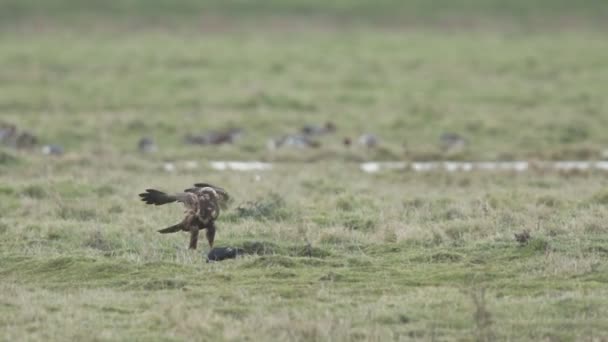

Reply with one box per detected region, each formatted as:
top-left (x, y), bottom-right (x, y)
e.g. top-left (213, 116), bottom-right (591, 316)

top-left (139, 189), bottom-right (199, 211)
top-left (186, 182), bottom-right (231, 209)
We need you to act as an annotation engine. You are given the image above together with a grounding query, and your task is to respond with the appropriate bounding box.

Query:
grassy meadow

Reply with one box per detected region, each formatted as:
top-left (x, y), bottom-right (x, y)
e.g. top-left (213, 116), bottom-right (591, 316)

top-left (2, 1), bottom-right (608, 341)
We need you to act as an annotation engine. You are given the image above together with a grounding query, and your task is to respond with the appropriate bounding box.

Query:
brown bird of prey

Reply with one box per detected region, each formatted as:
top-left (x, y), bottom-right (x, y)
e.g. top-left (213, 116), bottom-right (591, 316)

top-left (139, 183), bottom-right (230, 249)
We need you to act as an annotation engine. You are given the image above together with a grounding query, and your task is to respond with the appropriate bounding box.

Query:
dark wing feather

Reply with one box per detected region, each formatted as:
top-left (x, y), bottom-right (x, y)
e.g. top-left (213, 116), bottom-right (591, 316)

top-left (139, 189), bottom-right (177, 205)
top-left (139, 189), bottom-right (198, 211)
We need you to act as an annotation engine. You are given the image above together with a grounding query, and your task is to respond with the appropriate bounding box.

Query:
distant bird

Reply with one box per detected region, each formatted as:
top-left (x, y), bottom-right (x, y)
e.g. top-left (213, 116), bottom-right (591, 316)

top-left (439, 133), bottom-right (467, 153)
top-left (301, 121), bottom-right (337, 136)
top-left (0, 123), bottom-right (16, 142)
top-left (514, 230), bottom-right (531, 245)
top-left (138, 137), bottom-right (158, 153)
top-left (41, 144), bottom-right (64, 156)
top-left (15, 132), bottom-right (38, 149)
top-left (358, 133), bottom-right (379, 148)
top-left (0, 123), bottom-right (37, 149)
top-left (184, 128), bottom-right (242, 146)
top-left (139, 183), bottom-right (230, 249)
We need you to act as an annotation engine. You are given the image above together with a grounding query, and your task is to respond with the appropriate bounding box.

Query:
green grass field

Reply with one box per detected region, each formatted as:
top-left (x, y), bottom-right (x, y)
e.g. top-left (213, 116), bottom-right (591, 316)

top-left (2, 1), bottom-right (608, 341)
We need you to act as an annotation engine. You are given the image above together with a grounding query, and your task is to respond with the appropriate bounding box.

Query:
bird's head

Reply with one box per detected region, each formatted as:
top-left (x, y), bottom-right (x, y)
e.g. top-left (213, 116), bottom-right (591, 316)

top-left (199, 187), bottom-right (219, 199)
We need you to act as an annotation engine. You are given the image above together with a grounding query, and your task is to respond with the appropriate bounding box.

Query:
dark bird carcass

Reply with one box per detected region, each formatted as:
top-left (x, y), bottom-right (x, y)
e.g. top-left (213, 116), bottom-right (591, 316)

top-left (139, 183), bottom-right (230, 249)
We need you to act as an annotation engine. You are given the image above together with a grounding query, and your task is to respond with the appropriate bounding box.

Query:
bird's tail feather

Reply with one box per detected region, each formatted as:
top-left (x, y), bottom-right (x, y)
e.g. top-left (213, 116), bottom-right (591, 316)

top-left (158, 222), bottom-right (183, 234)
top-left (139, 189), bottom-right (177, 205)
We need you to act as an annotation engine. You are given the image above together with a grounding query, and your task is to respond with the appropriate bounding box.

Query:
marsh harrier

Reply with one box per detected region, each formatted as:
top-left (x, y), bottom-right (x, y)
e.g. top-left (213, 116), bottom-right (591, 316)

top-left (139, 183), bottom-right (230, 249)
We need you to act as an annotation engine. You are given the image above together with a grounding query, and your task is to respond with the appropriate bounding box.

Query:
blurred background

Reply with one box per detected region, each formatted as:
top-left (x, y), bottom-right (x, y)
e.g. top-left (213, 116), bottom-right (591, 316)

top-left (3, 4), bottom-right (608, 340)
top-left (1, 0), bottom-right (608, 163)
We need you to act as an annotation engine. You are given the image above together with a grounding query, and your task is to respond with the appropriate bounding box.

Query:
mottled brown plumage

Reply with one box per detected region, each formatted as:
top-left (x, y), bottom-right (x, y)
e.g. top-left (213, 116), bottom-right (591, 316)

top-left (139, 183), bottom-right (230, 249)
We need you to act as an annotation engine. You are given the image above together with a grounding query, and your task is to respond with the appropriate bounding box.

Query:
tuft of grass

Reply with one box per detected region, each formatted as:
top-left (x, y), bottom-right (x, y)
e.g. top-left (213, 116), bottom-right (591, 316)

top-left (95, 185), bottom-right (116, 197)
top-left (56, 205), bottom-right (98, 221)
top-left (521, 238), bottom-right (550, 254)
top-left (234, 241), bottom-right (330, 258)
top-left (230, 193), bottom-right (292, 221)
top-left (83, 230), bottom-right (115, 252)
top-left (0, 150), bottom-right (19, 166)
top-left (430, 251), bottom-right (464, 263)
top-left (319, 271), bottom-right (343, 282)
top-left (340, 213), bottom-right (376, 231)
top-left (318, 232), bottom-right (351, 245)
top-left (108, 204), bottom-right (123, 214)
top-left (215, 306), bottom-right (250, 319)
top-left (21, 184), bottom-right (47, 199)
top-left (238, 241), bottom-right (280, 255)
top-left (139, 278), bottom-right (188, 291)
top-left (0, 184), bottom-right (15, 195)
top-left (286, 244), bottom-right (330, 258)
top-left (469, 288), bottom-right (495, 342)
top-left (536, 195), bottom-right (563, 208)
top-left (242, 255), bottom-right (297, 268)
top-left (589, 190), bottom-right (608, 205)
top-left (375, 313), bottom-right (411, 325)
